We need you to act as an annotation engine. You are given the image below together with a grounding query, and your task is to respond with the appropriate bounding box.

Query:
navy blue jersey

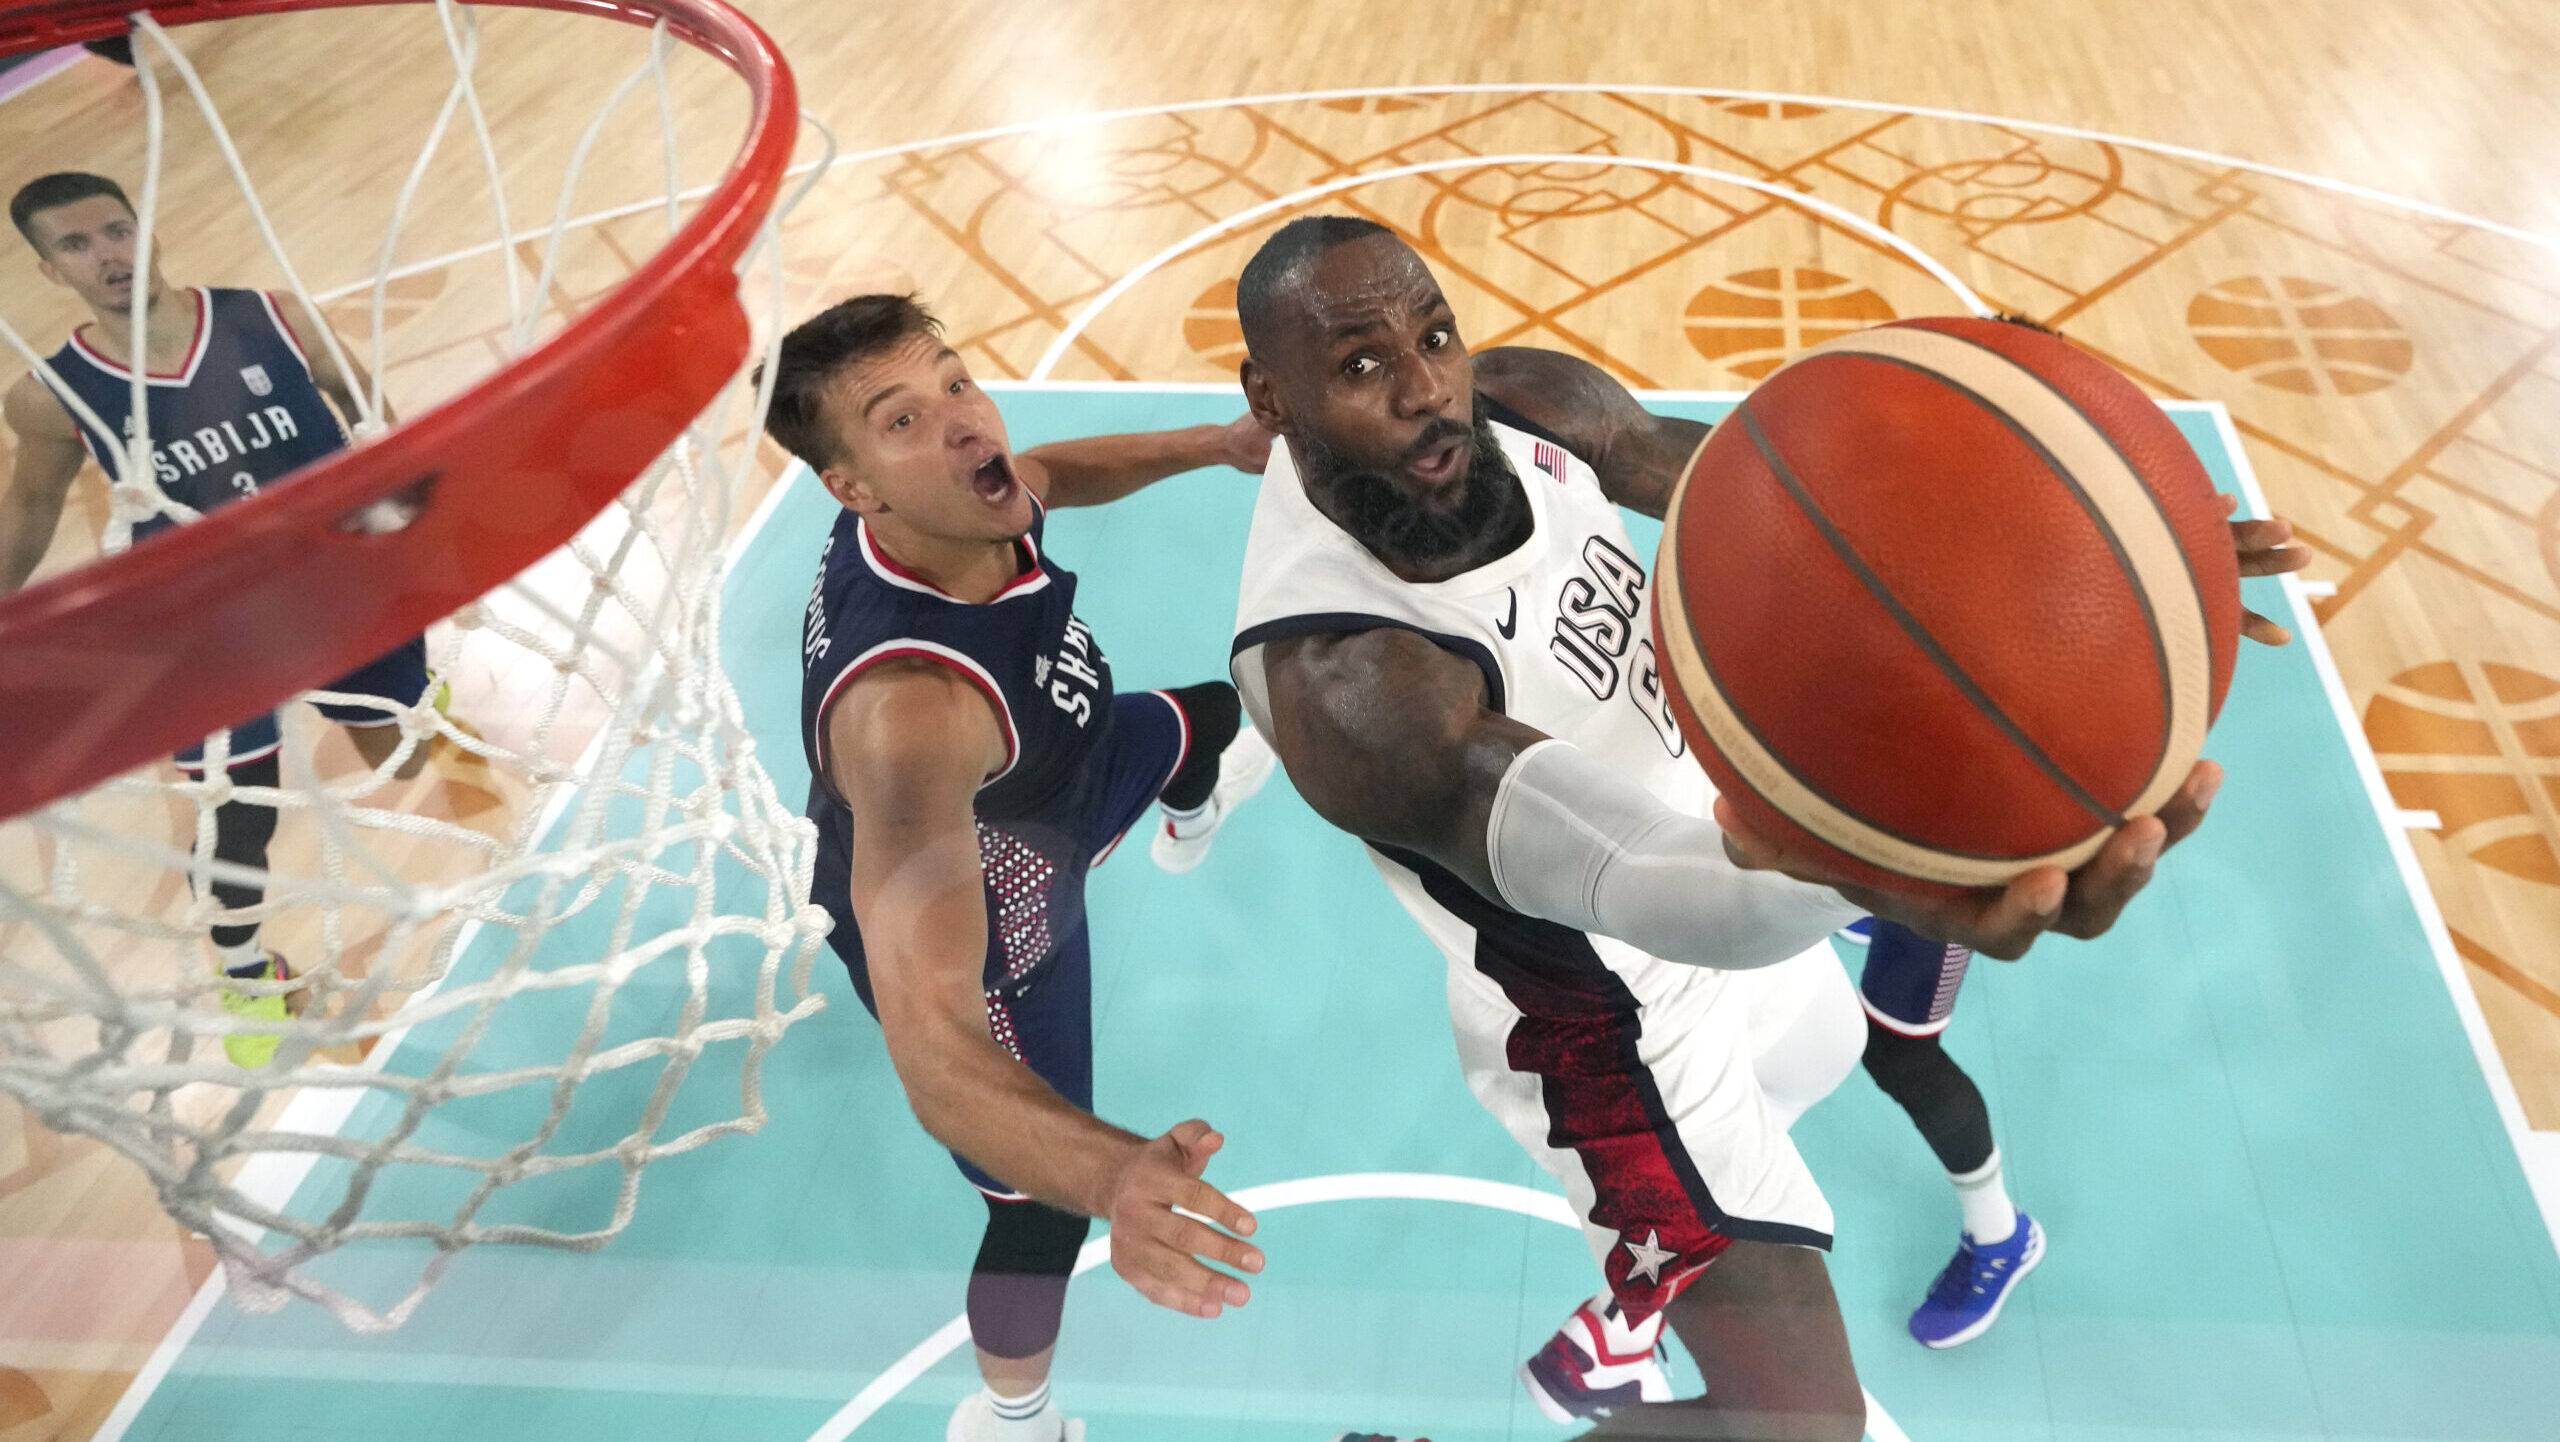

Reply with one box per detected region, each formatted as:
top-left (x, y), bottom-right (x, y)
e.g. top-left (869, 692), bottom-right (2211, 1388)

top-left (45, 286), bottom-right (347, 543)
top-left (800, 498), bottom-right (1124, 987)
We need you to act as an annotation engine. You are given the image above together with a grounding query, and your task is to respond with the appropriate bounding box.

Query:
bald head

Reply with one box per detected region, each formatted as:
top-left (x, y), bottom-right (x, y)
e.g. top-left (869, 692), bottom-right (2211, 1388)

top-left (1235, 215), bottom-right (1400, 359)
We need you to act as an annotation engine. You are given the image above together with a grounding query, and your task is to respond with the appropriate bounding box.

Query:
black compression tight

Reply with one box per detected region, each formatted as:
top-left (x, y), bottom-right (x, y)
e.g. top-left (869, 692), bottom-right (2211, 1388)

top-left (966, 1195), bottom-right (1092, 1360)
top-left (201, 751), bottom-right (281, 952)
top-left (1157, 681), bottom-right (1242, 813)
top-left (1860, 1017), bottom-right (1995, 1176)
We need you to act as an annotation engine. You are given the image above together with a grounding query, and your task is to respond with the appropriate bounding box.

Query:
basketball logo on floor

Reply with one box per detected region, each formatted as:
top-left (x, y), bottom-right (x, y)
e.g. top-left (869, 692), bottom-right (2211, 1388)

top-left (2188, 275), bottom-right (2411, 397)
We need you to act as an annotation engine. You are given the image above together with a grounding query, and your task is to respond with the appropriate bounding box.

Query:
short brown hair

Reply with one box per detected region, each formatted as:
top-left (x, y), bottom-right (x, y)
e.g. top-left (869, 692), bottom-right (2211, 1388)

top-left (11, 171), bottom-right (132, 250)
top-left (758, 293), bottom-right (943, 471)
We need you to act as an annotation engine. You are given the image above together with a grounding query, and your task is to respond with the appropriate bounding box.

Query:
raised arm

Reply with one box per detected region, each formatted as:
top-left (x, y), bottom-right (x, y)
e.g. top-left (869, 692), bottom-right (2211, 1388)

top-left (1, 374), bottom-right (92, 594)
top-left (1258, 626), bottom-right (1859, 968)
top-left (829, 664), bottom-right (1261, 1316)
top-left (1257, 626), bottom-right (2221, 962)
top-left (1016, 412), bottom-right (1272, 508)
top-left (1472, 345), bottom-right (1704, 519)
top-left (269, 291), bottom-right (394, 431)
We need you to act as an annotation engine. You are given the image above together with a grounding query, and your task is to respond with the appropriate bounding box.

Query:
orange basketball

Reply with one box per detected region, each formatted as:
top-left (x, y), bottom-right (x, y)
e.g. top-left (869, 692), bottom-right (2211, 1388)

top-left (1651, 316), bottom-right (2243, 894)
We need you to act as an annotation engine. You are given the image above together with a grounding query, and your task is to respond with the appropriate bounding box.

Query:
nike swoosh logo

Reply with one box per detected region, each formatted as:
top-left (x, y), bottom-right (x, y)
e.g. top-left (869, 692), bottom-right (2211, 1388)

top-left (1496, 587), bottom-right (1518, 639)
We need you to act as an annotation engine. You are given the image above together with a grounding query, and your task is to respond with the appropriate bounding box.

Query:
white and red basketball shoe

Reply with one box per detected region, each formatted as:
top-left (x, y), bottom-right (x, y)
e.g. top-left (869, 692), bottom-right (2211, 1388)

top-left (1150, 724), bottom-right (1276, 874)
top-left (1519, 1295), bottom-right (1674, 1422)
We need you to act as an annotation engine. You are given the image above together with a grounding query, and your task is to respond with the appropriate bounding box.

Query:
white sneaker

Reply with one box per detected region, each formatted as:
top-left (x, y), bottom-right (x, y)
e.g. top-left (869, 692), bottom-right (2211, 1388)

top-left (1519, 1297), bottom-right (1674, 1422)
top-left (945, 1389), bottom-right (1084, 1442)
top-left (1150, 725), bottom-right (1277, 875)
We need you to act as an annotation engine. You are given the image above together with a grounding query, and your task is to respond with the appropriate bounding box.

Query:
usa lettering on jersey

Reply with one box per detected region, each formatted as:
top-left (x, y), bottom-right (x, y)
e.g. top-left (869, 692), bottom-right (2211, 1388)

top-left (1548, 534), bottom-right (1685, 759)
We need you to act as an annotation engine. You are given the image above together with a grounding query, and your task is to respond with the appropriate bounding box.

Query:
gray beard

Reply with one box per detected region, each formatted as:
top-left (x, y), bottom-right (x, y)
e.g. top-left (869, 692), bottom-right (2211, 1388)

top-left (1297, 407), bottom-right (1532, 578)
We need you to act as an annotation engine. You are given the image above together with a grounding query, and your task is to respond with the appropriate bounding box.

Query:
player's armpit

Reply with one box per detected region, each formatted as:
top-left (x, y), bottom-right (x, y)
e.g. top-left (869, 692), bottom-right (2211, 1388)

top-left (1257, 626), bottom-right (1547, 900)
top-left (267, 290), bottom-right (391, 429)
top-left (1471, 345), bottom-right (1707, 520)
top-left (0, 374), bottom-right (93, 594)
top-left (827, 667), bottom-right (1119, 1197)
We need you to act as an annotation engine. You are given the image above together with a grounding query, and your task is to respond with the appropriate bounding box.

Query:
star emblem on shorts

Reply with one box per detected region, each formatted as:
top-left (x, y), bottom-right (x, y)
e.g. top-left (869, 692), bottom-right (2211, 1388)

top-left (1623, 1228), bottom-right (1677, 1284)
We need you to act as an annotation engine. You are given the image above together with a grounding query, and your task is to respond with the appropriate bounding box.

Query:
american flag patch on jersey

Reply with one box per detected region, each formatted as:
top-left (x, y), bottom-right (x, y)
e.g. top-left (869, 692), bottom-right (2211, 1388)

top-left (1531, 439), bottom-right (1567, 481)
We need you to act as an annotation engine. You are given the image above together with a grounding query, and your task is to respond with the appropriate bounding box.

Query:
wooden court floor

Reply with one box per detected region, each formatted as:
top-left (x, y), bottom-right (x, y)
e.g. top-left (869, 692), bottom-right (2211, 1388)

top-left (4, 1), bottom-right (2560, 1436)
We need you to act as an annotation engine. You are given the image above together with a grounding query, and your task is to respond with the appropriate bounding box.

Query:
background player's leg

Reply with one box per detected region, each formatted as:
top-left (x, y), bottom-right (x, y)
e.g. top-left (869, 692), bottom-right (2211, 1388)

top-left (964, 1195), bottom-right (1090, 1438)
top-left (1579, 1242), bottom-right (1865, 1442)
top-left (1144, 681), bottom-right (1275, 877)
top-left (1862, 1021), bottom-right (2000, 1205)
top-left (203, 748), bottom-right (279, 972)
top-left (194, 748), bottom-right (303, 1065)
top-left (319, 636), bottom-right (437, 781)
top-left (949, 929), bottom-right (1096, 1442)
top-left (1156, 681), bottom-right (1240, 813)
top-left (1857, 919), bottom-right (2042, 1347)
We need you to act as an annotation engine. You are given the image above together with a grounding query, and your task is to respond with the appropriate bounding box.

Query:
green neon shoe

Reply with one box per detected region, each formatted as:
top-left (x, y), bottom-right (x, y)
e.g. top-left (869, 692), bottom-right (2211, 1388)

top-left (216, 953), bottom-right (296, 1068)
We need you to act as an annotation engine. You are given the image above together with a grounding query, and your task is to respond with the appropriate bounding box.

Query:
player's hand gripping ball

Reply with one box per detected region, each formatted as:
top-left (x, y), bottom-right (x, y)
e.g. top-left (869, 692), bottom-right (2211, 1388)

top-left (1651, 316), bottom-right (2242, 895)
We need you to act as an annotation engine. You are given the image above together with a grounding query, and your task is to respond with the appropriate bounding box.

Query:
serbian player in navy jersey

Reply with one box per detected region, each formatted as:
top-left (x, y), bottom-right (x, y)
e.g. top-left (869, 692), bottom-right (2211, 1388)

top-left (762, 294), bottom-right (1279, 1442)
top-left (3, 172), bottom-right (441, 1067)
top-left (1227, 219), bottom-right (2306, 1440)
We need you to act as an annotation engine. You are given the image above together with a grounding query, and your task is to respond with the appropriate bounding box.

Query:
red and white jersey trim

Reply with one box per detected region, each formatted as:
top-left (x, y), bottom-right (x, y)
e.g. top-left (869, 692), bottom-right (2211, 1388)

top-left (810, 637), bottom-right (1022, 802)
top-left (855, 518), bottom-right (1051, 603)
top-left (66, 286), bottom-right (213, 385)
top-left (257, 289), bottom-right (316, 371)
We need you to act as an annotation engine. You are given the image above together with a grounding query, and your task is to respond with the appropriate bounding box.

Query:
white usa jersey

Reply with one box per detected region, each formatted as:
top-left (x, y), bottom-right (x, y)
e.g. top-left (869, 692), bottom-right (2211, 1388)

top-left (1228, 401), bottom-right (1857, 1288)
top-left (1231, 408), bottom-right (1706, 849)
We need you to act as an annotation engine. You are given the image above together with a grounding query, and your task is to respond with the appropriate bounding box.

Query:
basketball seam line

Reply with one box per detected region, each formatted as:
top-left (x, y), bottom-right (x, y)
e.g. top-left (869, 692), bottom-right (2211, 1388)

top-left (1841, 346), bottom-right (2176, 794)
top-left (1660, 446), bottom-right (2077, 865)
top-left (1732, 405), bottom-right (2127, 829)
top-left (1899, 326), bottom-right (2211, 772)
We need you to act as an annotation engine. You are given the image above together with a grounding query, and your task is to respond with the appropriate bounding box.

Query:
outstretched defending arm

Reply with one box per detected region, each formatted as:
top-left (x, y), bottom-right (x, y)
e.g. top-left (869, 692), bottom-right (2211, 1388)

top-left (1015, 412), bottom-right (1273, 508)
top-left (1255, 626), bottom-right (2220, 962)
top-left (0, 375), bottom-right (91, 594)
top-left (828, 664), bottom-right (1263, 1317)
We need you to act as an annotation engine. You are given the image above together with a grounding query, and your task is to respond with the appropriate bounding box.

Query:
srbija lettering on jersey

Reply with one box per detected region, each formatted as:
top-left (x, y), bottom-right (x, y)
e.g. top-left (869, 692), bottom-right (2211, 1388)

top-left (42, 287), bottom-right (347, 544)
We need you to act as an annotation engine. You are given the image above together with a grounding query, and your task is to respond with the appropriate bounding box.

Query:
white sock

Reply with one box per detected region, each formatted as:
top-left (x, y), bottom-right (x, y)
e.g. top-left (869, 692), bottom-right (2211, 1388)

top-left (1951, 1149), bottom-right (2018, 1244)
top-left (982, 1381), bottom-right (1059, 1442)
top-left (1159, 797), bottom-right (1217, 840)
top-left (216, 939), bottom-right (265, 977)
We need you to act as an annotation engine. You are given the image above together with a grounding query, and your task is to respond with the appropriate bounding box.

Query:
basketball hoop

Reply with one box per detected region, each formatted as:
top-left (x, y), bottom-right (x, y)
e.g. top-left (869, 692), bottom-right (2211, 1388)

top-left (0, 0), bottom-right (832, 1331)
top-left (0, 0), bottom-right (795, 821)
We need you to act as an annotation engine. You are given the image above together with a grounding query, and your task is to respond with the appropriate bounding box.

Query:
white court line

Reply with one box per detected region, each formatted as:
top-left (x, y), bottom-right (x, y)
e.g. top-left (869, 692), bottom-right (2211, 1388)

top-left (1026, 152), bottom-right (1990, 381)
top-left (2207, 402), bottom-right (2560, 1260)
top-left (6, 75), bottom-right (2551, 306)
top-left (798, 1171), bottom-right (1912, 1442)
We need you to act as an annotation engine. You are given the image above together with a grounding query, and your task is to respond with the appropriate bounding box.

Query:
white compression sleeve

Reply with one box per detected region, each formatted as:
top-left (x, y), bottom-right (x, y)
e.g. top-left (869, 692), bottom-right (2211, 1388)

top-left (1485, 738), bottom-right (1861, 970)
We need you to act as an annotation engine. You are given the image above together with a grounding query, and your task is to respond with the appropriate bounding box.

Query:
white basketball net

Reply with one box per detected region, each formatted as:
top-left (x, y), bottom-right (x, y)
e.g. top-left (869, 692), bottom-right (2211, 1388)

top-left (0, 1), bottom-right (832, 1330)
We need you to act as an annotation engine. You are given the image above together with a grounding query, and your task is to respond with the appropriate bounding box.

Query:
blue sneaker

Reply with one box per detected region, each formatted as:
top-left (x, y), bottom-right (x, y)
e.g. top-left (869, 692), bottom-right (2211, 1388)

top-left (1836, 916), bottom-right (1875, 945)
top-left (1909, 1212), bottom-right (2043, 1348)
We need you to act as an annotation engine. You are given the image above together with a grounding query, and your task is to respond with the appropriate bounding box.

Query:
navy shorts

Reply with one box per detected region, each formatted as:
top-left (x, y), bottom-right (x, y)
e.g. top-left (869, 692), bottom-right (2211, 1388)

top-left (816, 689), bottom-right (1189, 1198)
top-left (177, 634), bottom-right (431, 772)
top-left (1857, 917), bottom-right (1976, 1038)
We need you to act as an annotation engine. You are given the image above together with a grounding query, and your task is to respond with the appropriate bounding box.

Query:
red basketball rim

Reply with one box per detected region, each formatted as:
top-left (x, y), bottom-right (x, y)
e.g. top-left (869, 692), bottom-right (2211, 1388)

top-left (0, 0), bottom-right (796, 820)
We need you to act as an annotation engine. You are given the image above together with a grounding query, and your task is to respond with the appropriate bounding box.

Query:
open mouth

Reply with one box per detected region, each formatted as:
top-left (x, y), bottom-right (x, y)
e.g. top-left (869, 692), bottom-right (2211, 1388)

top-left (1403, 434), bottom-right (1466, 486)
top-left (969, 452), bottom-right (1018, 503)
